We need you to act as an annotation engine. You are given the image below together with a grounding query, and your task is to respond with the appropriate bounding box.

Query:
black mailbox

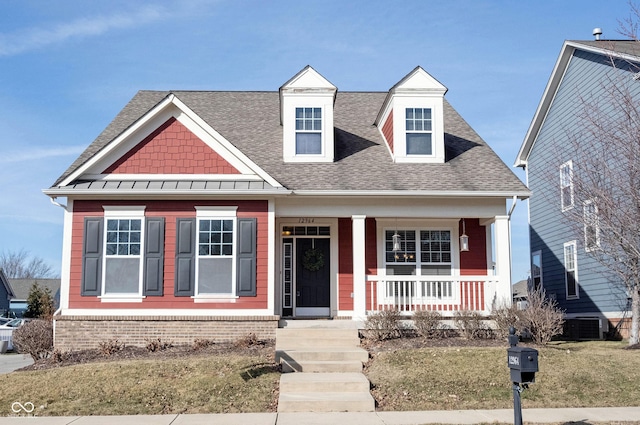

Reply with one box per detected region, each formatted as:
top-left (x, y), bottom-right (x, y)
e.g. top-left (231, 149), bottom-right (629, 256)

top-left (507, 346), bottom-right (538, 383)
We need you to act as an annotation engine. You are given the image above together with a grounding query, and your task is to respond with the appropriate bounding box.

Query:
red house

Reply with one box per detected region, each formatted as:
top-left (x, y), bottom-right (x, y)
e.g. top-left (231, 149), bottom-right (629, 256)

top-left (45, 66), bottom-right (529, 349)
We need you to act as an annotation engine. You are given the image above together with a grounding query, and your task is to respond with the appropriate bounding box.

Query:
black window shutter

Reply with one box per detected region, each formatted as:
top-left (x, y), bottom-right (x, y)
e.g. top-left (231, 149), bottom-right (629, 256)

top-left (143, 217), bottom-right (165, 296)
top-left (82, 217), bottom-right (103, 296)
top-left (236, 218), bottom-right (257, 297)
top-left (175, 218), bottom-right (195, 296)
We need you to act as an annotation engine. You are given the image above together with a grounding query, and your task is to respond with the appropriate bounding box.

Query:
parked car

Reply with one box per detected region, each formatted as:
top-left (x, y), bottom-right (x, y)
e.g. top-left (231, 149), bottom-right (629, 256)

top-left (0, 318), bottom-right (28, 328)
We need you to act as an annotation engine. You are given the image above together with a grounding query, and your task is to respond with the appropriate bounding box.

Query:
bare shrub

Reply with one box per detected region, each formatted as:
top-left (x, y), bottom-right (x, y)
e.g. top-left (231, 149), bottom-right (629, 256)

top-left (233, 333), bottom-right (264, 348)
top-left (145, 338), bottom-right (173, 352)
top-left (192, 338), bottom-right (215, 350)
top-left (492, 302), bottom-right (526, 340)
top-left (98, 339), bottom-right (125, 356)
top-left (12, 319), bottom-right (53, 361)
top-left (412, 309), bottom-right (443, 338)
top-left (364, 308), bottom-right (404, 341)
top-left (453, 310), bottom-right (492, 339)
top-left (521, 287), bottom-right (565, 345)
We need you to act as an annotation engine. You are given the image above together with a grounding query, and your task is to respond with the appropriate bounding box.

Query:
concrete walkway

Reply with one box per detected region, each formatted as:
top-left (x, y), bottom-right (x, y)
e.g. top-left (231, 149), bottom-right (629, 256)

top-left (0, 353), bottom-right (33, 374)
top-left (0, 407), bottom-right (638, 424)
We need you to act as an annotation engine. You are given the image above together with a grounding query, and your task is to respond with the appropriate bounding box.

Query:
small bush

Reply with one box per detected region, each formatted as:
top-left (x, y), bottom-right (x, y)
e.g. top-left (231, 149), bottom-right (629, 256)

top-left (192, 338), bottom-right (215, 350)
top-left (12, 319), bottom-right (53, 361)
top-left (98, 339), bottom-right (125, 356)
top-left (364, 308), bottom-right (404, 341)
top-left (521, 287), bottom-right (565, 345)
top-left (233, 333), bottom-right (263, 348)
top-left (453, 310), bottom-right (492, 339)
top-left (492, 302), bottom-right (526, 340)
top-left (145, 338), bottom-right (173, 352)
top-left (412, 309), bottom-right (443, 338)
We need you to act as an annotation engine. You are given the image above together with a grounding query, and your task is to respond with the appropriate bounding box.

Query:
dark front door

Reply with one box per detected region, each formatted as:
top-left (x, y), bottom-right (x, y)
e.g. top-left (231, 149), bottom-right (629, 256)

top-left (296, 238), bottom-right (330, 309)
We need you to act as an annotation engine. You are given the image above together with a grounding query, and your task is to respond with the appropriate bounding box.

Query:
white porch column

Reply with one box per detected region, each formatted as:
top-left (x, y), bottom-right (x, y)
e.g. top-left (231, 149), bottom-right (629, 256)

top-left (494, 215), bottom-right (512, 307)
top-left (352, 215), bottom-right (367, 320)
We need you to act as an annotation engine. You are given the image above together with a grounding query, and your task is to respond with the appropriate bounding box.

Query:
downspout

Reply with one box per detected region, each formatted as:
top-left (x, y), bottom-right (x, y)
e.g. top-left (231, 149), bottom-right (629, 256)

top-left (507, 195), bottom-right (518, 305)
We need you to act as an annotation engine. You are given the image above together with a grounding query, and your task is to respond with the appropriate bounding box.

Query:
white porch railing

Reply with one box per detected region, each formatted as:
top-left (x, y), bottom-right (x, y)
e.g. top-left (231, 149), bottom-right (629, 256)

top-left (366, 275), bottom-right (500, 315)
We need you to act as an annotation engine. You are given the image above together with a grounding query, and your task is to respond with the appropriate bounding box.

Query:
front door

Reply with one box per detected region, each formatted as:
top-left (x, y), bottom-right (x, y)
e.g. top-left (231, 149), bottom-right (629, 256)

top-left (281, 227), bottom-right (331, 318)
top-left (296, 238), bottom-right (330, 316)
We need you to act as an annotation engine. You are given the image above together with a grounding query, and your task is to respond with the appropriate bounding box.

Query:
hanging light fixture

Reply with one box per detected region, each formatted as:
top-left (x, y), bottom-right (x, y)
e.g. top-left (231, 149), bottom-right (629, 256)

top-left (392, 231), bottom-right (401, 253)
top-left (460, 218), bottom-right (470, 252)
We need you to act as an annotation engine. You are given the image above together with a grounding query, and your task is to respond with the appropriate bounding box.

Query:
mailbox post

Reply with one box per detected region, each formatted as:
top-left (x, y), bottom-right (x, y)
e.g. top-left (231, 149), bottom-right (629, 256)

top-left (507, 327), bottom-right (538, 425)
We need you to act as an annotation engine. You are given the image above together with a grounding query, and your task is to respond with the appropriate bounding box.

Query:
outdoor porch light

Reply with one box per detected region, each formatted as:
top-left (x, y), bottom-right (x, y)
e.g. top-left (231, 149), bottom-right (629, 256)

top-left (392, 231), bottom-right (401, 252)
top-left (460, 219), bottom-right (470, 252)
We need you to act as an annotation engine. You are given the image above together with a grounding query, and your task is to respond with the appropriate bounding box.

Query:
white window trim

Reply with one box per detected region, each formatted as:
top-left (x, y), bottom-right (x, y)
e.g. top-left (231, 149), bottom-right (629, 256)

top-left (560, 160), bottom-right (574, 211)
top-left (100, 206), bottom-right (146, 302)
top-left (194, 206), bottom-right (238, 299)
top-left (564, 240), bottom-right (579, 300)
top-left (294, 107), bottom-right (323, 156)
top-left (583, 199), bottom-right (600, 252)
top-left (382, 226), bottom-right (455, 276)
top-left (405, 107), bottom-right (434, 157)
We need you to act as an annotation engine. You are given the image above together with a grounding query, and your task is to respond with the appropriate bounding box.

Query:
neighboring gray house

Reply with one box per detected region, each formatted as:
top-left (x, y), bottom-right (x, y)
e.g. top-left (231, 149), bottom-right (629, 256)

top-left (0, 269), bottom-right (15, 315)
top-left (7, 279), bottom-right (61, 317)
top-left (515, 37), bottom-right (640, 339)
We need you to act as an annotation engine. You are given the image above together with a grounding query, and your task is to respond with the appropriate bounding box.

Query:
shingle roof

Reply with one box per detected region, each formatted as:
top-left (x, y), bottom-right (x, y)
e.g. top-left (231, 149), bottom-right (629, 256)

top-left (569, 40), bottom-right (640, 58)
top-left (52, 90), bottom-right (528, 195)
top-left (8, 278), bottom-right (61, 301)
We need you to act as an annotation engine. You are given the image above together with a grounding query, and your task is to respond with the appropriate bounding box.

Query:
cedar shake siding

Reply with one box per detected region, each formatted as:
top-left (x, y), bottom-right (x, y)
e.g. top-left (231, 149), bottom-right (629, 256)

top-left (104, 117), bottom-right (240, 175)
top-left (70, 199), bottom-right (268, 310)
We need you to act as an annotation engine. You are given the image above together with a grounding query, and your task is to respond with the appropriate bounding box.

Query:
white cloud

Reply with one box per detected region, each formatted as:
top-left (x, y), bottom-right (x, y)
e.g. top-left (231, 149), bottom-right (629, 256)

top-left (0, 145), bottom-right (85, 163)
top-left (0, 5), bottom-right (168, 56)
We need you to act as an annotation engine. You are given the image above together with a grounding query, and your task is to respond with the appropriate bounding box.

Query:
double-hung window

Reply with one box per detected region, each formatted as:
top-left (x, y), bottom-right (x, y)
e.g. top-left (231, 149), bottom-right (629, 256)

top-left (406, 108), bottom-right (433, 155)
top-left (560, 160), bottom-right (574, 211)
top-left (295, 107), bottom-right (322, 155)
top-left (564, 241), bottom-right (578, 299)
top-left (583, 200), bottom-right (599, 251)
top-left (103, 207), bottom-right (145, 296)
top-left (196, 208), bottom-right (236, 295)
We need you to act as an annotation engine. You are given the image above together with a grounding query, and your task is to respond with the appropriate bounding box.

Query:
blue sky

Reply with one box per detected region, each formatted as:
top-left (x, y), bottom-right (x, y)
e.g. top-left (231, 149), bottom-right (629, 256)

top-left (0, 0), bottom-right (634, 281)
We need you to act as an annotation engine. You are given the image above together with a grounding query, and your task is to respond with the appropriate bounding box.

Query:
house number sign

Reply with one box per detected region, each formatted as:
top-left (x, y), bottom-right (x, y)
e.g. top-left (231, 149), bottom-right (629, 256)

top-left (298, 218), bottom-right (315, 223)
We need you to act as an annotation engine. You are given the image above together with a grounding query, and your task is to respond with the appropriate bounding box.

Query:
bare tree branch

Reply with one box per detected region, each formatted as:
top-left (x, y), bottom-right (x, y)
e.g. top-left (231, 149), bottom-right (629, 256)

top-left (0, 249), bottom-right (56, 279)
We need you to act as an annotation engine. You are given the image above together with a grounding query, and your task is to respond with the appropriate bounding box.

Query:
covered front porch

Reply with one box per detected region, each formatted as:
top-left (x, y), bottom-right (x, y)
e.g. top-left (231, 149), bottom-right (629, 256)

top-left (273, 196), bottom-right (514, 320)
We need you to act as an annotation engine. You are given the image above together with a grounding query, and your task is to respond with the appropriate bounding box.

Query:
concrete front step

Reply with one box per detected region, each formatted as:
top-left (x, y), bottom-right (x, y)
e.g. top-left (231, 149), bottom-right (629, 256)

top-left (281, 359), bottom-right (364, 373)
top-left (277, 392), bottom-right (375, 413)
top-left (276, 347), bottom-right (369, 363)
top-left (280, 372), bottom-right (370, 393)
top-left (275, 328), bottom-right (360, 349)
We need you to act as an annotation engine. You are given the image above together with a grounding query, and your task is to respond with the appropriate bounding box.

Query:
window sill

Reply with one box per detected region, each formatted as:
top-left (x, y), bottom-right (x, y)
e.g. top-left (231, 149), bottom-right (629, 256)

top-left (192, 295), bottom-right (239, 303)
top-left (99, 295), bottom-right (145, 303)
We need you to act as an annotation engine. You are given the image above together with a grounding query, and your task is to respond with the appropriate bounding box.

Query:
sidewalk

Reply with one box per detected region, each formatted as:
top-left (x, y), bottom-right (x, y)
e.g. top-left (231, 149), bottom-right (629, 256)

top-left (0, 407), bottom-right (638, 424)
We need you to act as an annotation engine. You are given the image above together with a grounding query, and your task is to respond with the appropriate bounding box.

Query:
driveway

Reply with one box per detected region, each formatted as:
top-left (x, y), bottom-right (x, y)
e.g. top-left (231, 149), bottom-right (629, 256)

top-left (0, 353), bottom-right (33, 374)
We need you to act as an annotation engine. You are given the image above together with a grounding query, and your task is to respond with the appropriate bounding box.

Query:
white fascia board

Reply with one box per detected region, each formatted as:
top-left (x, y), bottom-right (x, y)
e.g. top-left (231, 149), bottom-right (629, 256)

top-left (569, 40), bottom-right (640, 63)
top-left (43, 188), bottom-right (292, 198)
top-left (290, 190), bottom-right (531, 199)
top-left (61, 94), bottom-right (283, 189)
top-left (59, 94), bottom-right (177, 187)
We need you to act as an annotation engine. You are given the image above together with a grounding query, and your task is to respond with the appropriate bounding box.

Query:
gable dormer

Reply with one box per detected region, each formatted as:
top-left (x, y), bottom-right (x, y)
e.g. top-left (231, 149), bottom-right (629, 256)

top-left (280, 66), bottom-right (337, 163)
top-left (376, 67), bottom-right (448, 163)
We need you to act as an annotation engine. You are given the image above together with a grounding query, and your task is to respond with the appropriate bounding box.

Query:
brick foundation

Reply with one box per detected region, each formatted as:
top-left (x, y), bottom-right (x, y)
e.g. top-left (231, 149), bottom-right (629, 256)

top-left (53, 315), bottom-right (279, 351)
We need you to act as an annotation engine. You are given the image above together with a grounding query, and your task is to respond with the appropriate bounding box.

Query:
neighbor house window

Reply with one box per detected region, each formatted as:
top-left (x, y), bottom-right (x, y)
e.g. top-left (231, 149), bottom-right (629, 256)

top-left (531, 250), bottom-right (542, 291)
top-left (196, 208), bottom-right (237, 295)
top-left (103, 207), bottom-right (145, 295)
top-left (406, 108), bottom-right (433, 155)
top-left (560, 160), bottom-right (574, 211)
top-left (564, 241), bottom-right (578, 299)
top-left (583, 200), bottom-right (599, 252)
top-left (295, 107), bottom-right (322, 154)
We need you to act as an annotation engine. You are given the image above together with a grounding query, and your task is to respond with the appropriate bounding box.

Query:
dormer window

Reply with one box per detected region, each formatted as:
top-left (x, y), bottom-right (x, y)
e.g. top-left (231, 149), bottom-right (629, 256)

top-left (406, 108), bottom-right (432, 155)
top-left (296, 107), bottom-right (322, 155)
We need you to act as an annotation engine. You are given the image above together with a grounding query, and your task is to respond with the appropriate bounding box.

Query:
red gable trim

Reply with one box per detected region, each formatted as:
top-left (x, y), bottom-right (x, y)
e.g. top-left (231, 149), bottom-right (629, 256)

top-left (104, 118), bottom-right (240, 175)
